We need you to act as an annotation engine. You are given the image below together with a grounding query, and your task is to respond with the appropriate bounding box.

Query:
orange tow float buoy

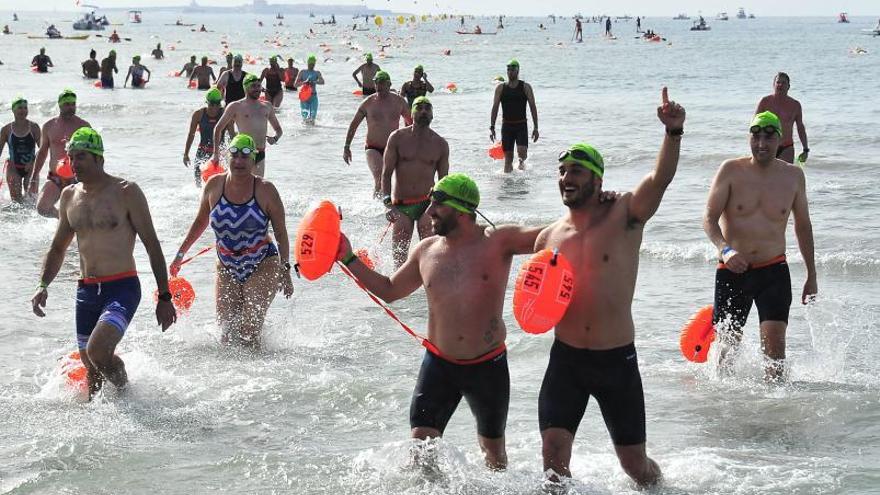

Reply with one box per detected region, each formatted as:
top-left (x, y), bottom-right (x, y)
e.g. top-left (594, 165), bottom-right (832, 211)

top-left (352, 88), bottom-right (363, 96)
top-left (154, 276), bottom-right (196, 311)
top-left (445, 82), bottom-right (458, 93)
top-left (513, 248), bottom-right (575, 334)
top-left (188, 79), bottom-right (197, 89)
top-left (680, 305), bottom-right (716, 363)
top-left (488, 142), bottom-right (504, 160)
top-left (294, 200), bottom-right (341, 280)
top-left (55, 156), bottom-right (74, 179)
top-left (200, 159), bottom-right (225, 183)
top-left (299, 83), bottom-right (314, 102)
top-left (94, 80), bottom-right (102, 88)
top-left (60, 350), bottom-right (88, 395)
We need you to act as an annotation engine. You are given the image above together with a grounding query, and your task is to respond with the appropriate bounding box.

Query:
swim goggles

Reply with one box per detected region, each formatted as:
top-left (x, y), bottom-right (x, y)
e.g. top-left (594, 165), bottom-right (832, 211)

top-left (228, 146), bottom-right (254, 155)
top-left (558, 148), bottom-right (604, 178)
top-left (429, 189), bottom-right (496, 228)
top-left (749, 125), bottom-right (779, 137)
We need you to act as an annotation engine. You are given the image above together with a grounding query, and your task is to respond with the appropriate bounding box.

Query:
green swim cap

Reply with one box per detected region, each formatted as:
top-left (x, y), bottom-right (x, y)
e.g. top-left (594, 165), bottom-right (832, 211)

top-left (307, 54), bottom-right (317, 64)
top-left (415, 64), bottom-right (424, 72)
top-left (233, 54), bottom-right (243, 63)
top-left (58, 89), bottom-right (77, 105)
top-left (205, 87), bottom-right (223, 104)
top-left (559, 143), bottom-right (605, 178)
top-left (507, 59), bottom-right (519, 68)
top-left (365, 52), bottom-right (373, 61)
top-left (229, 133), bottom-right (257, 160)
top-left (373, 70), bottom-right (390, 82)
top-left (243, 73), bottom-right (260, 88)
top-left (109, 49), bottom-right (116, 56)
top-left (750, 111), bottom-right (783, 137)
top-left (11, 97), bottom-right (27, 110)
top-left (433, 173), bottom-right (479, 214)
top-left (67, 127), bottom-right (103, 157)
top-left (411, 95), bottom-right (432, 111)
top-left (133, 55), bottom-right (141, 61)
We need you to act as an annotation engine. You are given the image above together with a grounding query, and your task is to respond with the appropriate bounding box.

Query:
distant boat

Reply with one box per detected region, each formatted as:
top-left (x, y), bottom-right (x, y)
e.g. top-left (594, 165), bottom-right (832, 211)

top-left (276, 13), bottom-right (284, 20)
top-left (673, 13), bottom-right (690, 20)
top-left (616, 15), bottom-right (633, 21)
top-left (838, 12), bottom-right (850, 23)
top-left (737, 8), bottom-right (746, 19)
top-left (691, 20), bottom-right (711, 31)
top-left (748, 14), bottom-right (756, 19)
top-left (309, 12), bottom-right (315, 18)
top-left (128, 10), bottom-right (141, 23)
top-left (717, 12), bottom-right (729, 21)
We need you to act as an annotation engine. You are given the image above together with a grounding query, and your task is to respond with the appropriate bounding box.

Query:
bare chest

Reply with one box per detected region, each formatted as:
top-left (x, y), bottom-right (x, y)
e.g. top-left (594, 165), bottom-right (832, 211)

top-left (728, 178), bottom-right (797, 221)
top-left (67, 191), bottom-right (128, 233)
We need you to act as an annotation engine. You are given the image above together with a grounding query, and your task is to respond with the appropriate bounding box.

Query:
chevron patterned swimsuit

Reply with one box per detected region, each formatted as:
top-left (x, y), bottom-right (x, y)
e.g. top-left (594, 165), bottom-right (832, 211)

top-left (210, 177), bottom-right (278, 283)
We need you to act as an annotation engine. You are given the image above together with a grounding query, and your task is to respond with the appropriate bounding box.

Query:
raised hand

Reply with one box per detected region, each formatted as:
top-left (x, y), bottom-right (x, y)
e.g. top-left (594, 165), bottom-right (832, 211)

top-left (657, 86), bottom-right (685, 130)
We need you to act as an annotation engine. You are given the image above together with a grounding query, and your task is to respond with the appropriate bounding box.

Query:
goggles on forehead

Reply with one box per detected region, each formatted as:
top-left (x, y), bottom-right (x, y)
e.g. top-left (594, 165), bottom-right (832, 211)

top-left (429, 189), bottom-right (496, 228)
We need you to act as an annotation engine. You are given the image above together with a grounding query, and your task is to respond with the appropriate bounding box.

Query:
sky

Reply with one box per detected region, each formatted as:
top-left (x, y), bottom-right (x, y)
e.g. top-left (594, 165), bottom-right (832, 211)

top-left (2, 0), bottom-right (878, 17)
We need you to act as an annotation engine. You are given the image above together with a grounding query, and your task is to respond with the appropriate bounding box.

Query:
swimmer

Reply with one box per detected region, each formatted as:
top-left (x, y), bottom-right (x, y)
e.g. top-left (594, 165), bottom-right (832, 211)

top-left (258, 56), bottom-right (285, 108)
top-left (217, 54), bottom-right (248, 106)
top-left (351, 52), bottom-right (381, 96)
top-left (189, 56), bottom-right (216, 90)
top-left (0, 97), bottom-right (41, 203)
top-left (99, 50), bottom-right (118, 89)
top-left (218, 53), bottom-right (233, 78)
top-left (343, 71), bottom-right (412, 197)
top-left (283, 58), bottom-right (299, 92)
top-left (108, 30), bottom-right (120, 43)
top-left (534, 87), bottom-right (685, 488)
top-left (381, 96), bottom-right (448, 267)
top-left (123, 55), bottom-right (151, 89)
top-left (183, 88), bottom-right (234, 186)
top-left (81, 49), bottom-right (100, 79)
top-left (151, 43), bottom-right (164, 60)
top-left (489, 59), bottom-right (539, 172)
top-left (293, 54), bottom-right (325, 124)
top-left (31, 47), bottom-right (53, 73)
top-left (605, 16), bottom-right (612, 36)
top-left (400, 65), bottom-right (434, 108)
top-left (180, 55), bottom-right (197, 78)
top-left (31, 127), bottom-right (177, 399)
top-left (755, 72), bottom-right (809, 164)
top-left (336, 173), bottom-right (544, 470)
top-left (212, 74), bottom-right (282, 177)
top-left (171, 133), bottom-right (293, 348)
top-left (30, 89), bottom-right (91, 218)
top-left (703, 111), bottom-right (817, 381)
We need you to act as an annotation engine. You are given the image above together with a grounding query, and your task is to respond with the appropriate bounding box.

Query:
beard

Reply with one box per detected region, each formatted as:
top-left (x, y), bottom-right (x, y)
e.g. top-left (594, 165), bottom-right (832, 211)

top-left (431, 212), bottom-right (457, 236)
top-left (561, 179), bottom-right (597, 208)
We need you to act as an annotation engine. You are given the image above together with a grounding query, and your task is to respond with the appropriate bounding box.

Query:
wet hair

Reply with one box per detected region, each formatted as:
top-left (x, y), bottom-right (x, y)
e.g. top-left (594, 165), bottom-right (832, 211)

top-left (89, 49), bottom-right (96, 58)
top-left (775, 72), bottom-right (790, 83)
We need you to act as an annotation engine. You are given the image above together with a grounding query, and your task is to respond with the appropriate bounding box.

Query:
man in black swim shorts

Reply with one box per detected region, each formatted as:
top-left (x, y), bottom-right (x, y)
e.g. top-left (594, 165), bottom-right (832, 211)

top-left (336, 173), bottom-right (543, 470)
top-left (490, 59), bottom-right (539, 173)
top-left (704, 111), bottom-right (817, 381)
top-left (534, 87), bottom-right (685, 488)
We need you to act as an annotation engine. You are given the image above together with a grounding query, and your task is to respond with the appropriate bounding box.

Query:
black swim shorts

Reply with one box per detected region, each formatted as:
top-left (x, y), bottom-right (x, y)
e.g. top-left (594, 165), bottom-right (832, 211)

top-left (713, 256), bottom-right (792, 335)
top-left (539, 340), bottom-right (646, 446)
top-left (501, 121), bottom-right (528, 152)
top-left (410, 348), bottom-right (509, 439)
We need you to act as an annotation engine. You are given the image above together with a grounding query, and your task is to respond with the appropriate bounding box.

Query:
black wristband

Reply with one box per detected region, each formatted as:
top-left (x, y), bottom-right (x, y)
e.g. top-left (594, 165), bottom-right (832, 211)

top-left (341, 252), bottom-right (358, 266)
top-left (666, 127), bottom-right (684, 136)
top-left (157, 291), bottom-right (172, 302)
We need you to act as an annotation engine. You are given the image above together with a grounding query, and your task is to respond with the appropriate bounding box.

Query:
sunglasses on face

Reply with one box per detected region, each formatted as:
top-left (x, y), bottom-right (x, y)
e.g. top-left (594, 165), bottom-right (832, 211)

top-left (558, 148), bottom-right (601, 170)
top-left (229, 146), bottom-right (254, 155)
top-left (749, 125), bottom-right (779, 138)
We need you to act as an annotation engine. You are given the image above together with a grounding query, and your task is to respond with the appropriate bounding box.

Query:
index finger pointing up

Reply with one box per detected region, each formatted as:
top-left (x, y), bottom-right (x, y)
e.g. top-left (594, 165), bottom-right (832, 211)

top-left (661, 86), bottom-right (669, 105)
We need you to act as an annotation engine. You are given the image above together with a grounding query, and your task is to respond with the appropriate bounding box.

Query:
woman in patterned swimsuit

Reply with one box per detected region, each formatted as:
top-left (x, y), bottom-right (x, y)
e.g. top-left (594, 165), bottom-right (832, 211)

top-left (171, 133), bottom-right (294, 346)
